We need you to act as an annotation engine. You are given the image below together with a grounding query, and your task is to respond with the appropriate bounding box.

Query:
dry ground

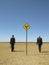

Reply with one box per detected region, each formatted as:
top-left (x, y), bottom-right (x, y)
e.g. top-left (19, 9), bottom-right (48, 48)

top-left (0, 42), bottom-right (49, 65)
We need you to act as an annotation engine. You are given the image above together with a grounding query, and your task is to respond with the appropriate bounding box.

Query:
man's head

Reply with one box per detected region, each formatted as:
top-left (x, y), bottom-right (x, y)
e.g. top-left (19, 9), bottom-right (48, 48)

top-left (39, 36), bottom-right (40, 38)
top-left (12, 35), bottom-right (14, 38)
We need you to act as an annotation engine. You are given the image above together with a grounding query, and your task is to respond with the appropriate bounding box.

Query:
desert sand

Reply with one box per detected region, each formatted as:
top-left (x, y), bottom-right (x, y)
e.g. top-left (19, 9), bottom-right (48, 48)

top-left (0, 42), bottom-right (49, 65)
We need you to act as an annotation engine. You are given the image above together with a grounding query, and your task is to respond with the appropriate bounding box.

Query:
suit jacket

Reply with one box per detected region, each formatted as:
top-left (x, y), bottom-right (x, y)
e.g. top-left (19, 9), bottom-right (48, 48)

top-left (37, 37), bottom-right (42, 45)
top-left (10, 37), bottom-right (15, 44)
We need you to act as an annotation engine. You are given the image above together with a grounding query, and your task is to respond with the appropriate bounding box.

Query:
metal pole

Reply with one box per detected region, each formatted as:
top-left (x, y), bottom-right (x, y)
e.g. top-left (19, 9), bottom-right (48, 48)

top-left (26, 30), bottom-right (27, 56)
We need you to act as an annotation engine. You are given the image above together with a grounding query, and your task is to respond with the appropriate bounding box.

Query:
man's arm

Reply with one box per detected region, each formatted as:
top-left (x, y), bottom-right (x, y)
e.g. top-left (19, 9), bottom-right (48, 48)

top-left (41, 38), bottom-right (43, 45)
top-left (10, 38), bottom-right (11, 44)
top-left (14, 38), bottom-right (15, 43)
top-left (36, 38), bottom-right (38, 44)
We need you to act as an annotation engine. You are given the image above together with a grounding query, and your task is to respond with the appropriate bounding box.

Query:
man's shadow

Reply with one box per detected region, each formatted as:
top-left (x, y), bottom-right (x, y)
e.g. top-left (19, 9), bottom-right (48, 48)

top-left (42, 51), bottom-right (49, 54)
top-left (13, 50), bottom-right (24, 52)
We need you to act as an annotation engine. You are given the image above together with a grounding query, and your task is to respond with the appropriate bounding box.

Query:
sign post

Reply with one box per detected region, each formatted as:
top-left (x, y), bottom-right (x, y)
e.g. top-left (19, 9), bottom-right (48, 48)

top-left (23, 23), bottom-right (30, 56)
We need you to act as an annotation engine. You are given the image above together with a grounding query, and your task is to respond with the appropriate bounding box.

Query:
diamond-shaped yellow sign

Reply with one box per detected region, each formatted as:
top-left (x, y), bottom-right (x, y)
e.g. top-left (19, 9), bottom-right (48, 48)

top-left (23, 23), bottom-right (30, 30)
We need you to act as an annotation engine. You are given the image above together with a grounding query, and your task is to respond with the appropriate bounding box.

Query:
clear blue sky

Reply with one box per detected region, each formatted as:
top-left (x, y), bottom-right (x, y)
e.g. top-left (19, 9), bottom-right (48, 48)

top-left (0, 0), bottom-right (49, 42)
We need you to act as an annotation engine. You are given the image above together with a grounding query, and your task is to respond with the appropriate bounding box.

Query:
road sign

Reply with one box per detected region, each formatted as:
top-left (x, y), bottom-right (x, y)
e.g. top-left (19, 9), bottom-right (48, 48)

top-left (23, 23), bottom-right (30, 56)
top-left (23, 23), bottom-right (30, 30)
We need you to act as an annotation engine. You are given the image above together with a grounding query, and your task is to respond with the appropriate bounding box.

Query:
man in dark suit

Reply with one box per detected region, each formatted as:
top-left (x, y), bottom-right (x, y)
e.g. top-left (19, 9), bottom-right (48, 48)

top-left (10, 35), bottom-right (15, 52)
top-left (37, 36), bottom-right (43, 53)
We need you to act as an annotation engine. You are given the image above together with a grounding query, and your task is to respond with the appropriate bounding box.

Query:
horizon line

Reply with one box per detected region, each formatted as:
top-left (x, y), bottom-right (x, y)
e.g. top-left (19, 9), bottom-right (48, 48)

top-left (0, 42), bottom-right (49, 43)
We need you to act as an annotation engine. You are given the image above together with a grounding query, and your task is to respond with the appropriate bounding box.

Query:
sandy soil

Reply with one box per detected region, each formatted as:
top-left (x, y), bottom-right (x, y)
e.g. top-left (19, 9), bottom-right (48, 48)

top-left (0, 42), bottom-right (49, 65)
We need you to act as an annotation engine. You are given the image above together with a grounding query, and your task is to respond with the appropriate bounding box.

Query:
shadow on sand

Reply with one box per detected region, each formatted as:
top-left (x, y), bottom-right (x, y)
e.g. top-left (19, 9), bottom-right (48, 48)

top-left (42, 51), bottom-right (49, 53)
top-left (13, 50), bottom-right (24, 52)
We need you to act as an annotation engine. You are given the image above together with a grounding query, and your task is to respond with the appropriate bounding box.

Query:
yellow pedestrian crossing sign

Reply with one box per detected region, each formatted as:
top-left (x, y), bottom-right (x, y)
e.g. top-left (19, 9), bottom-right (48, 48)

top-left (23, 23), bottom-right (30, 30)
